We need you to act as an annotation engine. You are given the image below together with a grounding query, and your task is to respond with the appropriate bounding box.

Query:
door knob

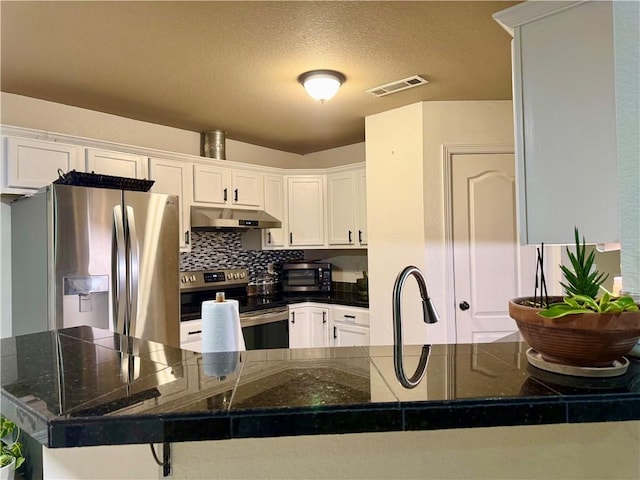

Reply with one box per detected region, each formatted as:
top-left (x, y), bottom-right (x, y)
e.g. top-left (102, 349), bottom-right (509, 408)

top-left (459, 301), bottom-right (470, 311)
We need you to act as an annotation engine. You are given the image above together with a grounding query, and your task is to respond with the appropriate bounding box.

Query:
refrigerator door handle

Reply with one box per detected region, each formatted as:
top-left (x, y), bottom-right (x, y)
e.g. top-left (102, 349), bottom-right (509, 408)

top-left (126, 205), bottom-right (140, 337)
top-left (112, 205), bottom-right (127, 335)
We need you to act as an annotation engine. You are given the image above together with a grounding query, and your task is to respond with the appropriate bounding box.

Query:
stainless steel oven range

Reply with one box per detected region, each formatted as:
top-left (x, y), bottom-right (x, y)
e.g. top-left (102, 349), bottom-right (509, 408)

top-left (179, 269), bottom-right (289, 350)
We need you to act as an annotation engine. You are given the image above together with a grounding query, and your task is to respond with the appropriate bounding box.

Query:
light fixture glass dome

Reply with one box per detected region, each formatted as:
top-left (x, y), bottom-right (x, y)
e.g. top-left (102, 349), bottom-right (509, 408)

top-left (298, 70), bottom-right (346, 103)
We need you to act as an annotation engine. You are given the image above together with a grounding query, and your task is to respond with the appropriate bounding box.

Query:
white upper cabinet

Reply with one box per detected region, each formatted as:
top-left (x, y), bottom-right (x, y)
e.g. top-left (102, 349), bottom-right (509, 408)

top-left (327, 172), bottom-right (356, 246)
top-left (494, 1), bottom-right (619, 244)
top-left (148, 157), bottom-right (193, 251)
top-left (86, 148), bottom-right (147, 179)
top-left (3, 136), bottom-right (82, 193)
top-left (231, 169), bottom-right (263, 208)
top-left (286, 175), bottom-right (325, 247)
top-left (356, 169), bottom-right (368, 246)
top-left (192, 163), bottom-right (230, 205)
top-left (327, 167), bottom-right (367, 248)
top-left (192, 163), bottom-right (263, 208)
top-left (262, 174), bottom-right (285, 248)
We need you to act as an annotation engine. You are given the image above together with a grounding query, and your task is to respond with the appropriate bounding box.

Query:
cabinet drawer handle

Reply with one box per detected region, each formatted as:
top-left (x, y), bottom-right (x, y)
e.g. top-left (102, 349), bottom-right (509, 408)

top-left (187, 330), bottom-right (202, 336)
top-left (234, 188), bottom-right (238, 202)
top-left (344, 314), bottom-right (356, 319)
top-left (223, 188), bottom-right (228, 202)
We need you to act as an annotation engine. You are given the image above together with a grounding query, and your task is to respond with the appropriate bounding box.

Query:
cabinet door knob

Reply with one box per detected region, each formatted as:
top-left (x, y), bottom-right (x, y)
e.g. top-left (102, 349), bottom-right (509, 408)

top-left (459, 301), bottom-right (470, 311)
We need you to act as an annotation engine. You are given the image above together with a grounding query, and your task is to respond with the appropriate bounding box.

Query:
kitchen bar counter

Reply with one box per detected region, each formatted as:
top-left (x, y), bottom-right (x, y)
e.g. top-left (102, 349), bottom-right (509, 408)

top-left (1, 326), bottom-right (639, 449)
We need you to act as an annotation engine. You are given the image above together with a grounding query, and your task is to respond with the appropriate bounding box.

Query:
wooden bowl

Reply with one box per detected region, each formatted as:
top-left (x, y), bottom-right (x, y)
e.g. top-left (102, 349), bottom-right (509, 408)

top-left (509, 297), bottom-right (640, 367)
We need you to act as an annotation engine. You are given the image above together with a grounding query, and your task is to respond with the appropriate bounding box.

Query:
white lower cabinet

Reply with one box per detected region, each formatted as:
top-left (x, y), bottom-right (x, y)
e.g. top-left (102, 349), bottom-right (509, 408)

top-left (3, 136), bottom-right (83, 193)
top-left (180, 319), bottom-right (203, 352)
top-left (332, 322), bottom-right (370, 347)
top-left (330, 305), bottom-right (370, 347)
top-left (288, 304), bottom-right (329, 349)
top-left (289, 304), bottom-right (370, 348)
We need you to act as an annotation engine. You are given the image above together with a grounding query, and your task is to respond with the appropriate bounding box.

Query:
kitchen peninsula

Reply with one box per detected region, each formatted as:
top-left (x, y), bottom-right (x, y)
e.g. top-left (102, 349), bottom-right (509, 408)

top-left (2, 326), bottom-right (639, 479)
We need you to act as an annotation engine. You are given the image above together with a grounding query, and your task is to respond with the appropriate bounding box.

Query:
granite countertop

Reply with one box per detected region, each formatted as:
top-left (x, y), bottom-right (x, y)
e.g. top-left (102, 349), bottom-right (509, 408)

top-left (1, 326), bottom-right (639, 449)
top-left (284, 290), bottom-right (369, 308)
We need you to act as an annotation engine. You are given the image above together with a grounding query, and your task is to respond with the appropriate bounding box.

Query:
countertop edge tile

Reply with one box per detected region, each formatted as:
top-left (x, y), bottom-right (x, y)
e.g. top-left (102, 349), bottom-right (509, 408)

top-left (231, 405), bottom-right (403, 438)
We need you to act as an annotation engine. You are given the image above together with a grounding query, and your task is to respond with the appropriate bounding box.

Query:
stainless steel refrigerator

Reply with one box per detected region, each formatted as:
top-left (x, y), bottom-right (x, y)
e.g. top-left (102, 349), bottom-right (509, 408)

top-left (11, 184), bottom-right (180, 347)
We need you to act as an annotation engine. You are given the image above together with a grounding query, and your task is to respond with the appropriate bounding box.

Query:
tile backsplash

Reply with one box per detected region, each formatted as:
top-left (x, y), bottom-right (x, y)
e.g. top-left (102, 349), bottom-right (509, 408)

top-left (180, 231), bottom-right (304, 278)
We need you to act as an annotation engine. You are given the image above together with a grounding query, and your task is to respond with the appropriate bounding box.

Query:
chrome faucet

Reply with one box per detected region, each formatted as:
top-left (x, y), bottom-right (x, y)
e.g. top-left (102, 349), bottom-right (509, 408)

top-left (392, 266), bottom-right (440, 388)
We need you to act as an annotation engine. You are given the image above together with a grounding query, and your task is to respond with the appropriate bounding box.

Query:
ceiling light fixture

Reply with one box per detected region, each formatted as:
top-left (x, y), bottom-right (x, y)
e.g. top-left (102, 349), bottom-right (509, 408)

top-left (298, 70), bottom-right (346, 103)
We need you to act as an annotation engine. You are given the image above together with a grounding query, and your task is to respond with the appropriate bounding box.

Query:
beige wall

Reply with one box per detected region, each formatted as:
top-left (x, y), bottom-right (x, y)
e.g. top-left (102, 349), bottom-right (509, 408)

top-left (366, 100), bottom-right (514, 346)
top-left (299, 142), bottom-right (365, 169)
top-left (39, 421), bottom-right (640, 479)
top-left (366, 102), bottom-right (426, 346)
top-left (1, 93), bottom-right (201, 156)
top-left (171, 421), bottom-right (640, 480)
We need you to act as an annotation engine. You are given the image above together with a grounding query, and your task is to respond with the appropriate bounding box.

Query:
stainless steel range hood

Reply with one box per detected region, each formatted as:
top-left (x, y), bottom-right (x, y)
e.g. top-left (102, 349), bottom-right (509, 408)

top-left (191, 206), bottom-right (281, 230)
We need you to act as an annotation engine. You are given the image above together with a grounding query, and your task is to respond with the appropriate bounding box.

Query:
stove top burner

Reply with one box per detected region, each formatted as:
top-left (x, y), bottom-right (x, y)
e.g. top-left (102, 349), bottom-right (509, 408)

top-left (179, 268), bottom-right (287, 322)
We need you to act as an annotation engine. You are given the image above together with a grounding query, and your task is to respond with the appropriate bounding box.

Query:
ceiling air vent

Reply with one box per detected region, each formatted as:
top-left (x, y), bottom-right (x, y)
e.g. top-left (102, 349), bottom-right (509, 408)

top-left (366, 75), bottom-right (429, 97)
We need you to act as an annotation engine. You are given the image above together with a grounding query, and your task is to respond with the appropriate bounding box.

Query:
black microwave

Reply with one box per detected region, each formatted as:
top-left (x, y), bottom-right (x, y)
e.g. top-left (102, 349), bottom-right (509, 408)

top-left (282, 262), bottom-right (332, 293)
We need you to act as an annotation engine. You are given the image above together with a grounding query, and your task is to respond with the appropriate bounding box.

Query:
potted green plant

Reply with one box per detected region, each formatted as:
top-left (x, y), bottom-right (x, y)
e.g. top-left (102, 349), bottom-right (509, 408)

top-left (0, 416), bottom-right (25, 480)
top-left (509, 228), bottom-right (640, 368)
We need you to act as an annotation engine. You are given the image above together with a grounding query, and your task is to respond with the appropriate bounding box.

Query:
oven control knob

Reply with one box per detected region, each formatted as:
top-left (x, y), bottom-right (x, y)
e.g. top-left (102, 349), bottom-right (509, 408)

top-left (240, 272), bottom-right (246, 278)
top-left (181, 276), bottom-right (187, 283)
top-left (234, 273), bottom-right (240, 279)
top-left (226, 273), bottom-right (233, 280)
top-left (190, 275), bottom-right (196, 282)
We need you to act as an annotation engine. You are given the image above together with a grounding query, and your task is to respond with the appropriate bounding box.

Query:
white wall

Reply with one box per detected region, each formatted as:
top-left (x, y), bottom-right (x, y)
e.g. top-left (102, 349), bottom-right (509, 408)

top-left (366, 103), bottom-right (427, 346)
top-left (366, 100), bottom-right (514, 346)
top-left (299, 142), bottom-right (365, 169)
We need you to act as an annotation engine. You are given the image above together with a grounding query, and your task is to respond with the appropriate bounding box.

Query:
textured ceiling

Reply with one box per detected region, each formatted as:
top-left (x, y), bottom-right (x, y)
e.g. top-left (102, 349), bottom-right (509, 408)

top-left (0, 1), bottom-right (519, 154)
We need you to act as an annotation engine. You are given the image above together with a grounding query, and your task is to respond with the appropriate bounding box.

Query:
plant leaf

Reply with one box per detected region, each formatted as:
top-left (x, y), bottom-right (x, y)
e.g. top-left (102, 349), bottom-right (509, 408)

top-left (538, 303), bottom-right (591, 318)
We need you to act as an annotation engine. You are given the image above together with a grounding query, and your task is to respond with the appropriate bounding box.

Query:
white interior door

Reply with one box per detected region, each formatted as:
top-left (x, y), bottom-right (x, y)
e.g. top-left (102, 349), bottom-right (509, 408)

top-left (452, 153), bottom-right (536, 344)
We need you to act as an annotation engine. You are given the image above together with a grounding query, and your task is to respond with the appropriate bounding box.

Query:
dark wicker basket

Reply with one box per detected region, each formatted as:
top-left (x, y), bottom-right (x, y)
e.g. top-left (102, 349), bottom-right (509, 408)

top-left (54, 170), bottom-right (154, 192)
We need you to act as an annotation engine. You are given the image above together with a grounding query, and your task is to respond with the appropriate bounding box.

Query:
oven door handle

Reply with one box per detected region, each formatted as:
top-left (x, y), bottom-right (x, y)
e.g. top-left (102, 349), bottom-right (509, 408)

top-left (240, 308), bottom-right (289, 328)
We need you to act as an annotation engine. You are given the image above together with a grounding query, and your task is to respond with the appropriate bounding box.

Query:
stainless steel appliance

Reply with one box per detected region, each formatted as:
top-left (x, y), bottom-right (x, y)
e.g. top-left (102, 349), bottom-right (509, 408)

top-left (11, 184), bottom-right (180, 347)
top-left (282, 261), bottom-right (332, 293)
top-left (179, 269), bottom-right (289, 350)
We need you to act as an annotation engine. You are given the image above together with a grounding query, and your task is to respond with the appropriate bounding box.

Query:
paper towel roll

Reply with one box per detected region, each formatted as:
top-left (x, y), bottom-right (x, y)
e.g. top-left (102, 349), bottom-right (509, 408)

top-left (201, 298), bottom-right (246, 353)
top-left (202, 351), bottom-right (241, 378)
